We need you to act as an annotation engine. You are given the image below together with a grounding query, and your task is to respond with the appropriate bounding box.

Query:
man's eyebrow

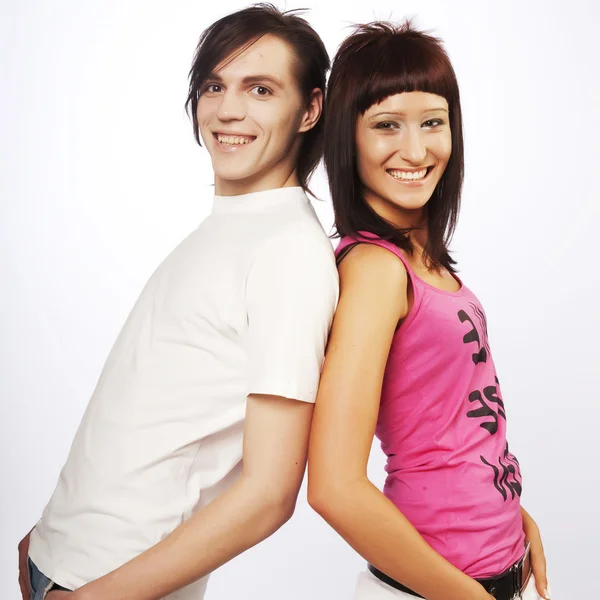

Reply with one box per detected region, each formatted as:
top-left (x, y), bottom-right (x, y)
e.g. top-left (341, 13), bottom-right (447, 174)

top-left (241, 74), bottom-right (285, 88)
top-left (204, 73), bottom-right (285, 89)
top-left (205, 72), bottom-right (224, 83)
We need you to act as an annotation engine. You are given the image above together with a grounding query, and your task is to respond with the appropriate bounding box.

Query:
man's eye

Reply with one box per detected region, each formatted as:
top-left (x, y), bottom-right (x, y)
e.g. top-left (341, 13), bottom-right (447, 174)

top-left (204, 84), bottom-right (222, 94)
top-left (252, 86), bottom-right (272, 96)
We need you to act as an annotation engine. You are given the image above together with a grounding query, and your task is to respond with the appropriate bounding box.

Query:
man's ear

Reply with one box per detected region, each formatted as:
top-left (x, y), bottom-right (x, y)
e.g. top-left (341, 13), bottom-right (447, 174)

top-left (298, 88), bottom-right (323, 134)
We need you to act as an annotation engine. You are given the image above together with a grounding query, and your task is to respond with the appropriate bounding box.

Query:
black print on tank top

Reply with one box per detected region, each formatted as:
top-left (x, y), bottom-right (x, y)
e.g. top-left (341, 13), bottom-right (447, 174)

top-left (480, 443), bottom-right (522, 501)
top-left (457, 303), bottom-right (523, 499)
top-left (466, 377), bottom-right (506, 434)
top-left (458, 303), bottom-right (490, 365)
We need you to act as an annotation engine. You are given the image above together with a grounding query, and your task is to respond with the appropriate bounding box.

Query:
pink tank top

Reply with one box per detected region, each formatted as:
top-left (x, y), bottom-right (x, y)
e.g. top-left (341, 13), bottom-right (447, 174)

top-left (336, 233), bottom-right (525, 577)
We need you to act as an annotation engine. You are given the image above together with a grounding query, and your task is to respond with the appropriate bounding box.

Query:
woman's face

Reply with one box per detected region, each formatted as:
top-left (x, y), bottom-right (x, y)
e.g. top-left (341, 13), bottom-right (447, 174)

top-left (355, 91), bottom-right (452, 226)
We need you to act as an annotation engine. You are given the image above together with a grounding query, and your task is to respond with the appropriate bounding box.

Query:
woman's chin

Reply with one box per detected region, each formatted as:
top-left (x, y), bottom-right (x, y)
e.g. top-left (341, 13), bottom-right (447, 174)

top-left (387, 193), bottom-right (431, 213)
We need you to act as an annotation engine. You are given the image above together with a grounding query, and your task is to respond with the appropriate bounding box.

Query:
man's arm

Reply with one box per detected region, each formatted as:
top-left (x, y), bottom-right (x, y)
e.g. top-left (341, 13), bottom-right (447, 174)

top-left (51, 224), bottom-right (336, 600)
top-left (71, 393), bottom-right (314, 600)
top-left (18, 528), bottom-right (34, 600)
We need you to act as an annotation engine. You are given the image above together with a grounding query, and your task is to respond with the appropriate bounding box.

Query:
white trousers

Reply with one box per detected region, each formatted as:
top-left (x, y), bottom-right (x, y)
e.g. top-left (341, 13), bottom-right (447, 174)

top-left (354, 569), bottom-right (546, 599)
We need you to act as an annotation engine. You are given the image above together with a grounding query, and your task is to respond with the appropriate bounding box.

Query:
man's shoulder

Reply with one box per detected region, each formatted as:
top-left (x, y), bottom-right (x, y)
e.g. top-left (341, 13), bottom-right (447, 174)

top-left (253, 217), bottom-right (335, 267)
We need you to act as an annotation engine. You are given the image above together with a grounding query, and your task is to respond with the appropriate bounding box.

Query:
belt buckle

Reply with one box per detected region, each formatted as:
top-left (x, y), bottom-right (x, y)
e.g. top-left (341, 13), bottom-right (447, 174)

top-left (510, 564), bottom-right (522, 599)
top-left (511, 542), bottom-right (531, 599)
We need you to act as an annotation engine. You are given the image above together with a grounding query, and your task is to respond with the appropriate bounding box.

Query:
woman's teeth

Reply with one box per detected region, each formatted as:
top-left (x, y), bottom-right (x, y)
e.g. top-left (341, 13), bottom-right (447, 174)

top-left (388, 168), bottom-right (428, 181)
top-left (216, 134), bottom-right (254, 145)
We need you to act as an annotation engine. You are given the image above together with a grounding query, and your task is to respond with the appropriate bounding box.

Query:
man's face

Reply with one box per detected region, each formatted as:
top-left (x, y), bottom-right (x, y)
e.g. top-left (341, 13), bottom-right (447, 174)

top-left (197, 34), bottom-right (312, 195)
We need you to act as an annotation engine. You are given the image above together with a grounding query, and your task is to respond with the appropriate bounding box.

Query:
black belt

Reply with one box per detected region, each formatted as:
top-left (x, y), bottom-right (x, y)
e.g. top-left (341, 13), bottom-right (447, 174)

top-left (368, 544), bottom-right (532, 600)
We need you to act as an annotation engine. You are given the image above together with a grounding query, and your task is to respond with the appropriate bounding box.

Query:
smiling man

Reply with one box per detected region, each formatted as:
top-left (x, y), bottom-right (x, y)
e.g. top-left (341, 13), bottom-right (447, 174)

top-left (18, 6), bottom-right (337, 600)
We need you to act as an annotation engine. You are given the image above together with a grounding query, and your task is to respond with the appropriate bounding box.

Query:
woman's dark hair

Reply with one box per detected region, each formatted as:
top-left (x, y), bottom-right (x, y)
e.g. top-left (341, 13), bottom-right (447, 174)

top-left (185, 4), bottom-right (330, 193)
top-left (325, 21), bottom-right (464, 271)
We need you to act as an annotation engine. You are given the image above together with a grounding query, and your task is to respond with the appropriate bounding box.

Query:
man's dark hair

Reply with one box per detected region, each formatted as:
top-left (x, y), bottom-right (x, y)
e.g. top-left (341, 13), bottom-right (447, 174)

top-left (185, 4), bottom-right (330, 192)
top-left (325, 21), bottom-right (464, 272)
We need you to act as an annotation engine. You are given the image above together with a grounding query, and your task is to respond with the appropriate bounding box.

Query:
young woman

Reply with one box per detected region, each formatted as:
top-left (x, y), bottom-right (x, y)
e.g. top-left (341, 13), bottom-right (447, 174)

top-left (308, 22), bottom-right (550, 600)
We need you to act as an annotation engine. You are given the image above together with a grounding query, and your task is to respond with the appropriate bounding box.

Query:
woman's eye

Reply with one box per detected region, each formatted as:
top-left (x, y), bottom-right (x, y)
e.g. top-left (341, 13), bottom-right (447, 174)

top-left (423, 119), bottom-right (444, 128)
top-left (252, 86), bottom-right (272, 96)
top-left (375, 121), bottom-right (398, 130)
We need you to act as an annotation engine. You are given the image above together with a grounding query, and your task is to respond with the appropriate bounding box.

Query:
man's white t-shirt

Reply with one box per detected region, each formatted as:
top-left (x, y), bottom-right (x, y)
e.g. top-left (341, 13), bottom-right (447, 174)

top-left (28, 186), bottom-right (339, 598)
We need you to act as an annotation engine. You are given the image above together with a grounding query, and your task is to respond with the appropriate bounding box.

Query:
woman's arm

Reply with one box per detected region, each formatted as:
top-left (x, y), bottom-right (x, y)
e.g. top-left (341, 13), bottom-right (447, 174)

top-left (308, 244), bottom-right (493, 600)
top-left (521, 506), bottom-right (551, 599)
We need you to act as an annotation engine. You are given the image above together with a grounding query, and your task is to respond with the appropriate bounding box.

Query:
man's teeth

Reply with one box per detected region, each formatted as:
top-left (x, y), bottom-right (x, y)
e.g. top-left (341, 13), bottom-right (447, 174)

top-left (388, 168), bottom-right (428, 181)
top-left (217, 134), bottom-right (254, 145)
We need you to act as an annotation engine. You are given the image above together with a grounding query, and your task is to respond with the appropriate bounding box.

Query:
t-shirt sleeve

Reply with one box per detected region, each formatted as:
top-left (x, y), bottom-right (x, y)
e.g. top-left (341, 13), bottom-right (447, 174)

top-left (244, 226), bottom-right (339, 403)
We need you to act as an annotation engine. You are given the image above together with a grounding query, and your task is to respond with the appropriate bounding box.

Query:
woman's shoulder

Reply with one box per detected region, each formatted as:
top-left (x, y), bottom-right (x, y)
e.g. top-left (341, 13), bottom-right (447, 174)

top-left (337, 240), bottom-right (409, 296)
top-left (337, 235), bottom-right (409, 274)
top-left (332, 240), bottom-right (410, 335)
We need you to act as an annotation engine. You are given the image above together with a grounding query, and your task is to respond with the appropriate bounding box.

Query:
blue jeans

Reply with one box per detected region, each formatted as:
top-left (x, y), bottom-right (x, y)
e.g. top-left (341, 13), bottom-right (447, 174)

top-left (27, 558), bottom-right (71, 600)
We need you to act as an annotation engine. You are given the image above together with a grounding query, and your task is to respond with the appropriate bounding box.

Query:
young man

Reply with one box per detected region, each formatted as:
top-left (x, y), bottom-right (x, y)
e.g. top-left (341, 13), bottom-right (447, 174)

top-left (18, 6), bottom-right (337, 600)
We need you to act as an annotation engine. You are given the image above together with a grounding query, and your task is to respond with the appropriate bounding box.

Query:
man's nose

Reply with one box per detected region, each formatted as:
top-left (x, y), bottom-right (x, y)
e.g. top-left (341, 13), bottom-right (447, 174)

top-left (216, 90), bottom-right (245, 122)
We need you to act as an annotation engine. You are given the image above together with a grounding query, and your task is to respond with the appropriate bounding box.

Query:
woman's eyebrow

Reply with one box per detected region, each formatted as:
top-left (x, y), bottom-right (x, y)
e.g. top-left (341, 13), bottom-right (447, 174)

top-left (369, 108), bottom-right (448, 119)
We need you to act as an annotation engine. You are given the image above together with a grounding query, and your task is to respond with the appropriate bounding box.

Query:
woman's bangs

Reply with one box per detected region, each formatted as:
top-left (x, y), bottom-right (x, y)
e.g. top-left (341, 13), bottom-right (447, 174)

top-left (357, 47), bottom-right (453, 113)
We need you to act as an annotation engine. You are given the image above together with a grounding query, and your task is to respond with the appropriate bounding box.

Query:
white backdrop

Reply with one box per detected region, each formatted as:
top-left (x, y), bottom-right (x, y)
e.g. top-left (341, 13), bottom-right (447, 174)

top-left (1, 1), bottom-right (599, 598)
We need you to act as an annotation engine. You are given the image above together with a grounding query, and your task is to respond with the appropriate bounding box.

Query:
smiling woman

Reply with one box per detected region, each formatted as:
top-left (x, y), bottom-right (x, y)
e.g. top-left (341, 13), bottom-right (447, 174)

top-left (324, 21), bottom-right (463, 272)
top-left (356, 91), bottom-right (452, 224)
top-left (308, 20), bottom-right (550, 600)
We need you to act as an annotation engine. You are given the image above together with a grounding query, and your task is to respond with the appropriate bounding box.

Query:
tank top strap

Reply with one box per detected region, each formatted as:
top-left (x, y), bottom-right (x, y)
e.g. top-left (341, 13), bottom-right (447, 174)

top-left (335, 232), bottom-right (424, 322)
top-left (336, 231), bottom-right (419, 281)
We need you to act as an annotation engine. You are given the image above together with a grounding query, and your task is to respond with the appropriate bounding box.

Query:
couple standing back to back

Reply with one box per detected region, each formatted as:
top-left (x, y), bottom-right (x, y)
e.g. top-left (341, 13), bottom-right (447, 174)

top-left (18, 5), bottom-right (550, 600)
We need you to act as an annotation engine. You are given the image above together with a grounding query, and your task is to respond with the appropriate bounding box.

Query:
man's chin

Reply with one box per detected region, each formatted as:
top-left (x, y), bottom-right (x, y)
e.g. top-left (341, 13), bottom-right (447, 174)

top-left (212, 168), bottom-right (258, 183)
top-left (213, 169), bottom-right (266, 195)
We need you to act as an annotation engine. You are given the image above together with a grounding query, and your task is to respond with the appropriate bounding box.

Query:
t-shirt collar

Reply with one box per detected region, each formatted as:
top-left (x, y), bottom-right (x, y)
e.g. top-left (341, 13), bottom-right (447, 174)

top-left (211, 186), bottom-right (308, 215)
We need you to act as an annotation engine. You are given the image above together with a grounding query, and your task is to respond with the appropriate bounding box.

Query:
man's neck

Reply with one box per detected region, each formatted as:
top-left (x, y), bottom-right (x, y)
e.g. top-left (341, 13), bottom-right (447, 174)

top-left (214, 170), bottom-right (300, 196)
